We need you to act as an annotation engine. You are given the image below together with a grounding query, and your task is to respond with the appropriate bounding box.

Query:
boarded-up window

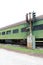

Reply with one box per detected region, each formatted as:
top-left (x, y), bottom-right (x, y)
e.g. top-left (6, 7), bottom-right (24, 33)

top-left (2, 32), bottom-right (5, 35)
top-left (6, 30), bottom-right (11, 34)
top-left (13, 29), bottom-right (19, 33)
top-left (33, 24), bottom-right (43, 31)
top-left (21, 27), bottom-right (26, 32)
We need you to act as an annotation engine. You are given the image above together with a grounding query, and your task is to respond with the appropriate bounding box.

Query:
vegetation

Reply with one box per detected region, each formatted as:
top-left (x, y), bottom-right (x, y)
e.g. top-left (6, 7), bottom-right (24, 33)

top-left (0, 44), bottom-right (43, 54)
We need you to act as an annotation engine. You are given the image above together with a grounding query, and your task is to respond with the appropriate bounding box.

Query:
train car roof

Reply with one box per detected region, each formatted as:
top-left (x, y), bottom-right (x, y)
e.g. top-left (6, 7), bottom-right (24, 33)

top-left (0, 20), bottom-right (26, 30)
top-left (36, 15), bottom-right (43, 20)
top-left (0, 15), bottom-right (43, 30)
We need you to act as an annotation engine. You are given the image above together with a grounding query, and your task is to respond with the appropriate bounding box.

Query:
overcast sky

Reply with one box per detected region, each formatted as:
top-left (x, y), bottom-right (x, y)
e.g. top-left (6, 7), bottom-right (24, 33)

top-left (0, 0), bottom-right (43, 28)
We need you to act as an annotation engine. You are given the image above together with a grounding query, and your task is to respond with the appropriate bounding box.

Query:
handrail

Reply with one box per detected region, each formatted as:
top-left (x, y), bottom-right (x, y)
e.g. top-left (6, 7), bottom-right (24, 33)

top-left (35, 41), bottom-right (43, 42)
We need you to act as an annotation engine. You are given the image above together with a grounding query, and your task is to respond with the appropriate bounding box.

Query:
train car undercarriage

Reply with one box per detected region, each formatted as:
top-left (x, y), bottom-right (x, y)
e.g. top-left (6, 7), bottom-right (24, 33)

top-left (0, 38), bottom-right (43, 48)
top-left (0, 39), bottom-right (27, 46)
top-left (35, 38), bottom-right (43, 48)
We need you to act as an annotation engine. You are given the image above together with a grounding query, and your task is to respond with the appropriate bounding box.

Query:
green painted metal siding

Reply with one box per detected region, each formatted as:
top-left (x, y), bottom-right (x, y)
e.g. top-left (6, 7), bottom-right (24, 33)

top-left (0, 23), bottom-right (29, 39)
top-left (33, 20), bottom-right (43, 38)
top-left (33, 20), bottom-right (43, 26)
top-left (0, 19), bottom-right (43, 39)
top-left (33, 30), bottom-right (43, 38)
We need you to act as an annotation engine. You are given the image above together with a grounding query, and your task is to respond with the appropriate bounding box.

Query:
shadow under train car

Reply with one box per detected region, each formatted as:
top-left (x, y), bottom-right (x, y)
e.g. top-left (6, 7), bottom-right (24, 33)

top-left (0, 39), bottom-right (27, 46)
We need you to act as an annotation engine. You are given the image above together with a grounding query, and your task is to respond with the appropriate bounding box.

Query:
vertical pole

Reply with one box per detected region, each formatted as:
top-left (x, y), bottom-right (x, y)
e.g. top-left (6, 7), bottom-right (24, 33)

top-left (29, 12), bottom-right (32, 36)
top-left (29, 12), bottom-right (32, 49)
top-left (27, 12), bottom-right (32, 49)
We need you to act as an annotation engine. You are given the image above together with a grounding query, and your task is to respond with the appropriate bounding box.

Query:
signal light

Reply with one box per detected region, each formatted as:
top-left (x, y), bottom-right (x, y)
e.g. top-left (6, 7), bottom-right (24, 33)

top-left (32, 11), bottom-right (36, 22)
top-left (26, 13), bottom-right (29, 23)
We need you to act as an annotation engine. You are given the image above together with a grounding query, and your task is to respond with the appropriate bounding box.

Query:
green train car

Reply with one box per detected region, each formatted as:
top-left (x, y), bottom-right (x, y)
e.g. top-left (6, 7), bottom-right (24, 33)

top-left (33, 15), bottom-right (43, 41)
top-left (0, 15), bottom-right (43, 45)
top-left (0, 20), bottom-right (29, 44)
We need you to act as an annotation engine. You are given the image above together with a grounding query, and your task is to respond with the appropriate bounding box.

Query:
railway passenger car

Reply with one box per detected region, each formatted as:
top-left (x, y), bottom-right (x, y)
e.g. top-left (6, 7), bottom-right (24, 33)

top-left (33, 15), bottom-right (43, 46)
top-left (0, 20), bottom-right (29, 44)
top-left (0, 15), bottom-right (43, 46)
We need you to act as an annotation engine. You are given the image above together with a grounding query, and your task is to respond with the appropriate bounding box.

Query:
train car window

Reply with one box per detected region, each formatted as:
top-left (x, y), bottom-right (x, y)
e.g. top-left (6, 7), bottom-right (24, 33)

top-left (27, 28), bottom-right (29, 31)
top-left (6, 30), bottom-right (11, 34)
top-left (2, 32), bottom-right (5, 35)
top-left (13, 29), bottom-right (19, 33)
top-left (21, 27), bottom-right (26, 32)
top-left (33, 24), bottom-right (43, 31)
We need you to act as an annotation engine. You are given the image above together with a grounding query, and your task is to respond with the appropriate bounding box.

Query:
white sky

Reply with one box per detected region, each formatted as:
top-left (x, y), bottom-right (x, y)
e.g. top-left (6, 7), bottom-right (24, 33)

top-left (0, 0), bottom-right (43, 28)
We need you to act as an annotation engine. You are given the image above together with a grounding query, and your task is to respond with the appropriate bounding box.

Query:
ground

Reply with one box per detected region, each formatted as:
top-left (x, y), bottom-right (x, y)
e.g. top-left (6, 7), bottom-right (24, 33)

top-left (0, 48), bottom-right (43, 65)
top-left (0, 44), bottom-right (43, 58)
